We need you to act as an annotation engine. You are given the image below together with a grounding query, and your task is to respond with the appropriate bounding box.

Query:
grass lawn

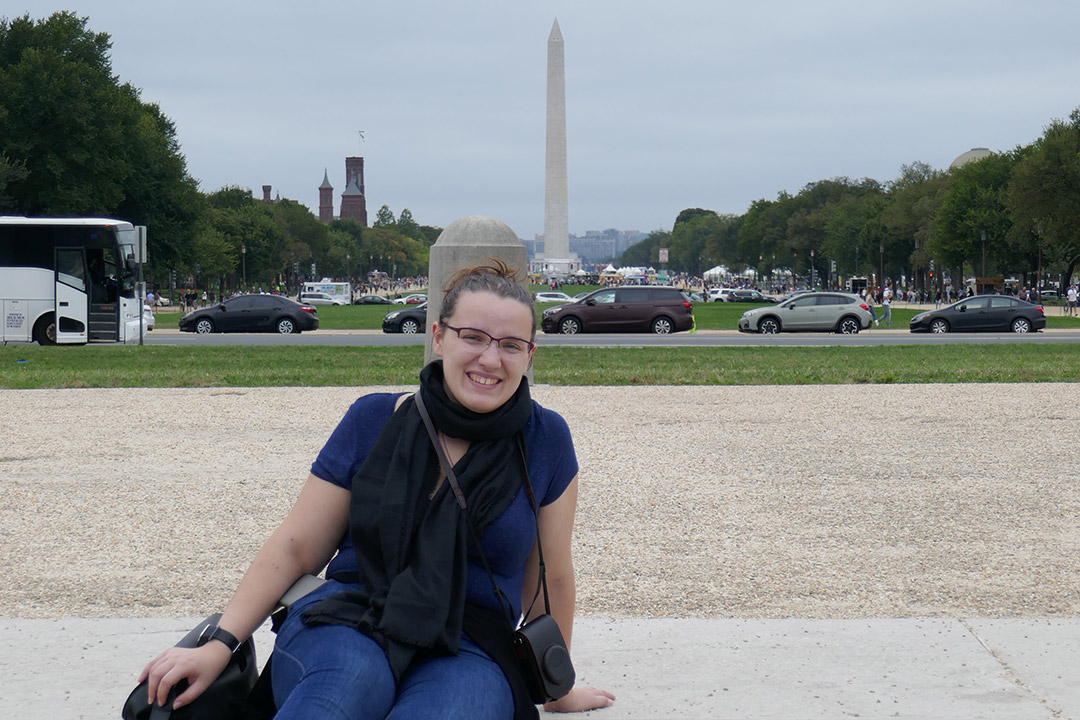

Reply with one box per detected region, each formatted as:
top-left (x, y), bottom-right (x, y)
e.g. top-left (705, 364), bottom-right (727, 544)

top-left (2, 343), bottom-right (1079, 389)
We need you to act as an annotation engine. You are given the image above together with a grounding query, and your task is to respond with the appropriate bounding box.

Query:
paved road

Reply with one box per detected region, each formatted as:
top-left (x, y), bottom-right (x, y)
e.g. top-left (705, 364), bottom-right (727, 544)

top-left (143, 328), bottom-right (1080, 347)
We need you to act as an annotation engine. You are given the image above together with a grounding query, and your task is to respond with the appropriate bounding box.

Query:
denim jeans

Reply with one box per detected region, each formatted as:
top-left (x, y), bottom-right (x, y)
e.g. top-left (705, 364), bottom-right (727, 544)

top-left (271, 580), bottom-right (514, 720)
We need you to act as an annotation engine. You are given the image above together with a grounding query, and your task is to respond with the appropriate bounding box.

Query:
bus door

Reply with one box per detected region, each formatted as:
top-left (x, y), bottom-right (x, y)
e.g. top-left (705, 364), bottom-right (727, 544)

top-left (54, 247), bottom-right (89, 343)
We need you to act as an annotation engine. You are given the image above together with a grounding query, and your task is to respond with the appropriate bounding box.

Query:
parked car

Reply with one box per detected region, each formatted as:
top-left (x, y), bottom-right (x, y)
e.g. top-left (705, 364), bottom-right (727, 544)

top-left (392, 293), bottom-right (427, 305)
top-left (737, 292), bottom-right (873, 334)
top-left (571, 290), bottom-right (594, 302)
top-left (728, 289), bottom-right (776, 303)
top-left (299, 292), bottom-right (348, 306)
top-left (535, 291), bottom-right (574, 303)
top-left (707, 287), bottom-right (737, 302)
top-left (909, 295), bottom-right (1046, 333)
top-left (179, 294), bottom-right (319, 334)
top-left (382, 303), bottom-right (428, 334)
top-left (541, 286), bottom-right (694, 334)
top-left (355, 294), bottom-right (391, 305)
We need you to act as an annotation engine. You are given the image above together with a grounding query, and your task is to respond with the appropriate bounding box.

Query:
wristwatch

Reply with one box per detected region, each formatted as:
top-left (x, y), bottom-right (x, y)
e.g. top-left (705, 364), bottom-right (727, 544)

top-left (197, 623), bottom-right (242, 653)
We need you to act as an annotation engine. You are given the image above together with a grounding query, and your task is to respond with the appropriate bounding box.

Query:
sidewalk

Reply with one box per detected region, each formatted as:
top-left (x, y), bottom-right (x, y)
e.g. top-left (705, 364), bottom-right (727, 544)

top-left (3, 616), bottom-right (1078, 719)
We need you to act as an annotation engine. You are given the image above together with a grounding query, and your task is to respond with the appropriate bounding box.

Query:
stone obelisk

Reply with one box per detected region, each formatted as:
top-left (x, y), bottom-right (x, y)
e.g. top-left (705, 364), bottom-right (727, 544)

top-left (543, 19), bottom-right (571, 277)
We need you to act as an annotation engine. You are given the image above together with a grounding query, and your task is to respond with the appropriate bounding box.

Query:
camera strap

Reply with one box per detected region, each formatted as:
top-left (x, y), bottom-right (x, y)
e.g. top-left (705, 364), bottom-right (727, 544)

top-left (415, 391), bottom-right (549, 628)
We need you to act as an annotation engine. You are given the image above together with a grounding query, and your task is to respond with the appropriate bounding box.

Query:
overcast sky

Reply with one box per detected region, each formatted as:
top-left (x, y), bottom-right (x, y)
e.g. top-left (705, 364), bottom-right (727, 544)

top-left (12, 1), bottom-right (1080, 238)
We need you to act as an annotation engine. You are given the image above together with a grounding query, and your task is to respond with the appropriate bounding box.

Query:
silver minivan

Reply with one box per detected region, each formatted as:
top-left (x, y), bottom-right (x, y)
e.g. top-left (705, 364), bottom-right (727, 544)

top-left (737, 292), bottom-right (874, 334)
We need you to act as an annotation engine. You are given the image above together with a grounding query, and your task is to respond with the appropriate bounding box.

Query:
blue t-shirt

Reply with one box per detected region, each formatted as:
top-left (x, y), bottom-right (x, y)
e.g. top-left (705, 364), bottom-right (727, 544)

top-left (311, 393), bottom-right (578, 620)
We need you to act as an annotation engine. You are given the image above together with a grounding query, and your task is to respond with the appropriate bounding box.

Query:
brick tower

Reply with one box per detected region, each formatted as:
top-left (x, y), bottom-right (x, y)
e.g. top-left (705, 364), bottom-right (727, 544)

top-left (318, 169), bottom-right (334, 223)
top-left (340, 156), bottom-right (368, 225)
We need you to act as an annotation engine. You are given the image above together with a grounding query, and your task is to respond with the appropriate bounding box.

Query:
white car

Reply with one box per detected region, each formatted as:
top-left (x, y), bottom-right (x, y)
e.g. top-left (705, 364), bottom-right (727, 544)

top-left (142, 304), bottom-right (155, 331)
top-left (707, 288), bottom-right (737, 302)
top-left (535, 291), bottom-right (573, 303)
top-left (299, 292), bottom-right (348, 306)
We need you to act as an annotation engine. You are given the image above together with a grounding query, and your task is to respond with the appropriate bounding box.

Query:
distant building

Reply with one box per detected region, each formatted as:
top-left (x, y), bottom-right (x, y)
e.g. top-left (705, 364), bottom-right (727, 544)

top-left (317, 157), bottom-right (369, 225)
top-left (318, 170), bottom-right (334, 223)
top-left (339, 156), bottom-right (368, 225)
top-left (949, 147), bottom-right (993, 170)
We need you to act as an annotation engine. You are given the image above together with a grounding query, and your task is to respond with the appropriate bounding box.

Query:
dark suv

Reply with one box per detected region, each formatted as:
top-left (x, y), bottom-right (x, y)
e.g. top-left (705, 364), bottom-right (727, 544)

top-left (540, 286), bottom-right (694, 334)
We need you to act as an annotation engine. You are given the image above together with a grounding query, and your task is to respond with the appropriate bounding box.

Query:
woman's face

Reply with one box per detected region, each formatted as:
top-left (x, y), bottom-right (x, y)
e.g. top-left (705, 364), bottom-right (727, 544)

top-left (431, 290), bottom-right (535, 414)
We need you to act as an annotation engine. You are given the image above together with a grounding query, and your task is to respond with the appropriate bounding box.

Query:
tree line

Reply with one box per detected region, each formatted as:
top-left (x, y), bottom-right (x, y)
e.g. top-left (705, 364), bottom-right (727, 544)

top-left (622, 126), bottom-right (1080, 292)
top-left (0, 12), bottom-right (436, 294)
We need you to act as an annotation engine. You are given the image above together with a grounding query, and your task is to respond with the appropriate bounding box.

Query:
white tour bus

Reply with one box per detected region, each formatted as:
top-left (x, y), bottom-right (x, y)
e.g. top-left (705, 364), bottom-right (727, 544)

top-left (0, 216), bottom-right (146, 345)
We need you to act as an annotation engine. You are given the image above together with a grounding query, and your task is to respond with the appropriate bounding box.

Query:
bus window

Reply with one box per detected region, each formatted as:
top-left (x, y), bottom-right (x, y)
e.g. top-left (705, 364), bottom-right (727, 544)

top-left (56, 249), bottom-right (87, 292)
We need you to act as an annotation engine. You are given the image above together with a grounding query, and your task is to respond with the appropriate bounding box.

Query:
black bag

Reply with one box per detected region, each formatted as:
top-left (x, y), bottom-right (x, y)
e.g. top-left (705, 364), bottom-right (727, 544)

top-left (514, 613), bottom-right (576, 703)
top-left (121, 614), bottom-right (262, 720)
top-left (415, 391), bottom-right (576, 705)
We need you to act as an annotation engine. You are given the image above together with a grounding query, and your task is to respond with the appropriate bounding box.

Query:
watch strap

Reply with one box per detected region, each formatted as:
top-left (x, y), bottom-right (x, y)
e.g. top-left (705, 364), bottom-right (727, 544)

top-left (198, 624), bottom-right (241, 653)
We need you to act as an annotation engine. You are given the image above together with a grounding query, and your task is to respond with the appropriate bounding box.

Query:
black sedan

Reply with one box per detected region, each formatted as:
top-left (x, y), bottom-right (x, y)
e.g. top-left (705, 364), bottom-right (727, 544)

top-left (179, 294), bottom-right (319, 334)
top-left (382, 302), bottom-right (428, 334)
top-left (910, 295), bottom-right (1046, 334)
top-left (355, 294), bottom-right (391, 305)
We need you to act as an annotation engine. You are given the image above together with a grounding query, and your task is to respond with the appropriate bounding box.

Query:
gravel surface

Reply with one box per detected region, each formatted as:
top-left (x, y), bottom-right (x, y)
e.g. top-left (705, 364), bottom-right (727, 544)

top-left (2, 384), bottom-right (1078, 620)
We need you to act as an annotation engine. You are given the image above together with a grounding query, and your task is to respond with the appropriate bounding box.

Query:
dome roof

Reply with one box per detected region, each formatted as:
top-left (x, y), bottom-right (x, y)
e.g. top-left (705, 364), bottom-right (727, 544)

top-left (949, 147), bottom-right (993, 169)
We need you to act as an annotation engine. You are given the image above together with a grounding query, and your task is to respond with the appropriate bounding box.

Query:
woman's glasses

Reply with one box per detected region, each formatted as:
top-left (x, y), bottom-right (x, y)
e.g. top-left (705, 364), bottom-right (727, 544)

top-left (442, 325), bottom-right (534, 357)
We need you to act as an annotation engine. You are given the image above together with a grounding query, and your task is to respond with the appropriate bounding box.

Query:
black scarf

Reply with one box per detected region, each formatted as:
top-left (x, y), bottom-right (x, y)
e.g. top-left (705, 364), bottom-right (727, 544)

top-left (300, 360), bottom-right (532, 683)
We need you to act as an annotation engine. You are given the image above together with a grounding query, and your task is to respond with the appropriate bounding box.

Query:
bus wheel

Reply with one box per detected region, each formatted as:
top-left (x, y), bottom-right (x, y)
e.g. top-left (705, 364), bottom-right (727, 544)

top-left (34, 314), bottom-right (57, 345)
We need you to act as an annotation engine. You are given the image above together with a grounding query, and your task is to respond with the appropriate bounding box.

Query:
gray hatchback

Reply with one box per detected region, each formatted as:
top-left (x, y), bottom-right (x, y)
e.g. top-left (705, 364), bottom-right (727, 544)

top-left (737, 292), bottom-right (873, 334)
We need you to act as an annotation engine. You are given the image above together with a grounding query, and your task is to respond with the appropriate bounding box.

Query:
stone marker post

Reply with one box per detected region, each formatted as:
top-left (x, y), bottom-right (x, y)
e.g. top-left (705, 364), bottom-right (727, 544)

top-left (424, 215), bottom-right (529, 367)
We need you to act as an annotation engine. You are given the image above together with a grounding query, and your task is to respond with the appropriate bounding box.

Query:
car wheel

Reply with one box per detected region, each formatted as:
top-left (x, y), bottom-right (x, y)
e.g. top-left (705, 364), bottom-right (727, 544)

top-left (837, 316), bottom-right (861, 334)
top-left (930, 318), bottom-right (949, 334)
top-left (758, 317), bottom-right (780, 334)
top-left (33, 314), bottom-right (57, 345)
top-left (559, 317), bottom-right (581, 334)
top-left (401, 319), bottom-right (420, 334)
top-left (651, 316), bottom-right (674, 334)
top-left (195, 318), bottom-right (215, 334)
top-left (1011, 317), bottom-right (1031, 333)
top-left (277, 318), bottom-right (297, 334)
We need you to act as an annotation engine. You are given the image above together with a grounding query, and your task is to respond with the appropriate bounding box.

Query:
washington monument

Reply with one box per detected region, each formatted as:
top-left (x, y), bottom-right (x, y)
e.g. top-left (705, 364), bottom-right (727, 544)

top-left (543, 19), bottom-right (573, 276)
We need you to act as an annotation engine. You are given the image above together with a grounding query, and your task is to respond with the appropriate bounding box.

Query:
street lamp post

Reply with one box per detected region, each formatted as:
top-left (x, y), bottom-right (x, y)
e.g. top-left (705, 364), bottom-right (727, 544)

top-left (810, 249), bottom-right (815, 289)
top-left (241, 243), bottom-right (246, 288)
top-left (980, 229), bottom-right (986, 288)
top-left (879, 242), bottom-right (884, 289)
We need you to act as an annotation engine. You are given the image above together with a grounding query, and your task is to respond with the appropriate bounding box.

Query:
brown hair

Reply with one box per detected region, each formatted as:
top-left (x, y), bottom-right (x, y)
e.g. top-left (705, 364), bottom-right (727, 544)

top-left (439, 258), bottom-right (536, 339)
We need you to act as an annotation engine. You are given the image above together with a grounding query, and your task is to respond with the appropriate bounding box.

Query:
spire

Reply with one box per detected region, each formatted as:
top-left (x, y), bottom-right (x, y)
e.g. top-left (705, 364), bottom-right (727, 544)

top-left (342, 177), bottom-right (363, 196)
top-left (319, 168), bottom-right (333, 189)
top-left (549, 18), bottom-right (562, 44)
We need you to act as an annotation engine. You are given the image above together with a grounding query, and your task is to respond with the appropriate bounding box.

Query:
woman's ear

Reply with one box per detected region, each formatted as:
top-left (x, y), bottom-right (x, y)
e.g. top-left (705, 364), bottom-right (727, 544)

top-left (431, 322), bottom-right (444, 355)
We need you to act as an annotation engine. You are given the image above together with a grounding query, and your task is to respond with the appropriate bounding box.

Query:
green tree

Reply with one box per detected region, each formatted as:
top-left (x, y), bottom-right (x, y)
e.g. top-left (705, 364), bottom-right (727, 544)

top-left (396, 208), bottom-right (420, 240)
top-left (1006, 110), bottom-right (1080, 287)
top-left (879, 162), bottom-right (949, 289)
top-left (374, 204), bottom-right (396, 228)
top-left (0, 153), bottom-right (28, 210)
top-left (619, 230), bottom-right (669, 266)
top-left (0, 12), bottom-right (200, 281)
top-left (932, 149), bottom-right (1025, 280)
top-left (669, 210), bottom-right (717, 272)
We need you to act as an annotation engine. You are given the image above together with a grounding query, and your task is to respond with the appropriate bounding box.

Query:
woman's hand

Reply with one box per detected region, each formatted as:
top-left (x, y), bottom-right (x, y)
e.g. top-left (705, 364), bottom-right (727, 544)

top-left (544, 685), bottom-right (616, 713)
top-left (138, 642), bottom-right (233, 710)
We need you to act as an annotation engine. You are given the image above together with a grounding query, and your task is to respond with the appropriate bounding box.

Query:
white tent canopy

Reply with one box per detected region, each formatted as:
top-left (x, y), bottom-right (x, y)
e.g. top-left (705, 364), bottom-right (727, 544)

top-left (704, 265), bottom-right (729, 281)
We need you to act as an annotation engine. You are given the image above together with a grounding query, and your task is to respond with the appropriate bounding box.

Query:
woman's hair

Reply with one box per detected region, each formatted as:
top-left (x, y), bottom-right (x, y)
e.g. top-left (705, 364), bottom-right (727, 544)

top-left (439, 258), bottom-right (536, 339)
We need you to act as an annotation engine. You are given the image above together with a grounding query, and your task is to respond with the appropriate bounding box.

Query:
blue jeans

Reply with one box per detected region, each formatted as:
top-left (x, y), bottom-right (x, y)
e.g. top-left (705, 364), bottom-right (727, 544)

top-left (271, 580), bottom-right (514, 720)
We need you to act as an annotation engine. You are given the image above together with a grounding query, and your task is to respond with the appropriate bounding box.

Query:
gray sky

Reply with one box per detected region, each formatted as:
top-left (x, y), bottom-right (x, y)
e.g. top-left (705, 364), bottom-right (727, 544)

top-left (12, 1), bottom-right (1080, 239)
